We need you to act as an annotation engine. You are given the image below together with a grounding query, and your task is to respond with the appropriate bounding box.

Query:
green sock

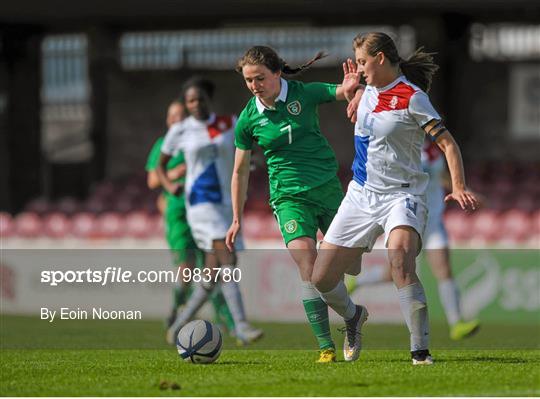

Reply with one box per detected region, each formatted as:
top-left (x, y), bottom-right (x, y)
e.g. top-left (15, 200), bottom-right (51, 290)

top-left (303, 297), bottom-right (335, 350)
top-left (210, 290), bottom-right (236, 333)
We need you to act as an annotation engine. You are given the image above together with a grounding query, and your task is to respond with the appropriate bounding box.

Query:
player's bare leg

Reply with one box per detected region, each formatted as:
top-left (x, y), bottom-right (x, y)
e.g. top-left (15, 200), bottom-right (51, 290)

top-left (166, 251), bottom-right (218, 345)
top-left (427, 248), bottom-right (480, 340)
top-left (213, 240), bottom-right (263, 346)
top-left (312, 242), bottom-right (368, 362)
top-left (345, 262), bottom-right (391, 294)
top-left (288, 237), bottom-right (336, 362)
top-left (167, 252), bottom-right (196, 328)
top-left (387, 226), bottom-right (432, 365)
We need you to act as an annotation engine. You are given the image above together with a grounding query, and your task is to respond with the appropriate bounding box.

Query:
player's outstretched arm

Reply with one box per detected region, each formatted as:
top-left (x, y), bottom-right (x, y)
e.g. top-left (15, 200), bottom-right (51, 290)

top-left (226, 148), bottom-right (252, 252)
top-left (425, 122), bottom-right (480, 212)
top-left (167, 164), bottom-right (187, 181)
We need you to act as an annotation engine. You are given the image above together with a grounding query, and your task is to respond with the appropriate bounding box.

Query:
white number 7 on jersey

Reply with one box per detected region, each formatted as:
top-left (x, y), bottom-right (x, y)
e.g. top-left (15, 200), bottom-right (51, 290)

top-left (280, 125), bottom-right (292, 144)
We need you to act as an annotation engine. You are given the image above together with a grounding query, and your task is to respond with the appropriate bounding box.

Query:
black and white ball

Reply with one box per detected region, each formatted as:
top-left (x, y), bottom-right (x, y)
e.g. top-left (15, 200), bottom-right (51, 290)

top-left (176, 320), bottom-right (222, 364)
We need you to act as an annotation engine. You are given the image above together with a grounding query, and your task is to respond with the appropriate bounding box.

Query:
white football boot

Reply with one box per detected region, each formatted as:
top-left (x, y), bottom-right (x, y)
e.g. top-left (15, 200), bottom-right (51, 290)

top-left (235, 322), bottom-right (264, 346)
top-left (411, 349), bottom-right (434, 365)
top-left (342, 305), bottom-right (369, 362)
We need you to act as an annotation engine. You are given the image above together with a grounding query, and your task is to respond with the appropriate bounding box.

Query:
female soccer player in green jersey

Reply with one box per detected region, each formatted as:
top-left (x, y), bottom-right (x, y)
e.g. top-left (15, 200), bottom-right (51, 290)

top-left (226, 46), bottom-right (360, 362)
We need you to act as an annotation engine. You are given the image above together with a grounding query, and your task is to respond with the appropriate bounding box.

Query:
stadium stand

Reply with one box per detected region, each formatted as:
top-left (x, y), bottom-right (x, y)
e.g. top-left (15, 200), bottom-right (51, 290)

top-left (0, 161), bottom-right (537, 245)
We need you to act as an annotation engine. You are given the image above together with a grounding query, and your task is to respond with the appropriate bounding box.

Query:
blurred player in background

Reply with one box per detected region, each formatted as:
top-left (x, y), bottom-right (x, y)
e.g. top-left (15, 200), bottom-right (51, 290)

top-left (157, 78), bottom-right (263, 346)
top-left (311, 32), bottom-right (481, 365)
top-left (145, 100), bottom-right (235, 336)
top-left (226, 45), bottom-right (359, 362)
top-left (346, 137), bottom-right (481, 340)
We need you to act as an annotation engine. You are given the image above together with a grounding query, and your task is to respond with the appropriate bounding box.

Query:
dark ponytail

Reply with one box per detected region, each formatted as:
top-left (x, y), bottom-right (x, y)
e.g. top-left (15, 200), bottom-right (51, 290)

top-left (281, 51), bottom-right (327, 75)
top-left (353, 32), bottom-right (439, 92)
top-left (236, 46), bottom-right (326, 76)
top-left (399, 47), bottom-right (439, 92)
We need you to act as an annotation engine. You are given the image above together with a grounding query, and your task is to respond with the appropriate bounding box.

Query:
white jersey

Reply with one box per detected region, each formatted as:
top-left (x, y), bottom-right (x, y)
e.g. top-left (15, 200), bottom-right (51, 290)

top-left (161, 113), bottom-right (236, 208)
top-left (353, 76), bottom-right (441, 195)
top-left (421, 139), bottom-right (449, 249)
top-left (421, 140), bottom-right (446, 217)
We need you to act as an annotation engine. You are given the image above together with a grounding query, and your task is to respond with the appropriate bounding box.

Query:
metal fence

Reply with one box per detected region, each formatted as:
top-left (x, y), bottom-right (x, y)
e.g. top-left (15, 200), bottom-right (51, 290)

top-left (120, 25), bottom-right (416, 70)
top-left (41, 34), bottom-right (92, 162)
top-left (469, 23), bottom-right (540, 61)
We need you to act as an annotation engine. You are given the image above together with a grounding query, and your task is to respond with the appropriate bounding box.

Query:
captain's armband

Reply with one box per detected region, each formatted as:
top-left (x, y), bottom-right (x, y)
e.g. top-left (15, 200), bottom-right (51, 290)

top-left (423, 119), bottom-right (448, 141)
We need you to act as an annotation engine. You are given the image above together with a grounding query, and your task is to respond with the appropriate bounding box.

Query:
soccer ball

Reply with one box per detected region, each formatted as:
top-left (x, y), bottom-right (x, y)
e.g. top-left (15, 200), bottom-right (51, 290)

top-left (176, 320), bottom-right (223, 364)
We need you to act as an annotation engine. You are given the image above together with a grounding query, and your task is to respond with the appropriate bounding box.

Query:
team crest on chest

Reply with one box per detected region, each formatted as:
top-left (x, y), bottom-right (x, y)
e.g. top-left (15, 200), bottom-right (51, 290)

top-left (286, 101), bottom-right (302, 115)
top-left (389, 95), bottom-right (398, 109)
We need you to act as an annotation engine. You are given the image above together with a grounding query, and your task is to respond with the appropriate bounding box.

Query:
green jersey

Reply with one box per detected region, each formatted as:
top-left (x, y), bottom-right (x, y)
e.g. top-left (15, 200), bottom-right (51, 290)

top-left (145, 136), bottom-right (186, 210)
top-left (235, 79), bottom-right (339, 200)
top-left (146, 136), bottom-right (186, 174)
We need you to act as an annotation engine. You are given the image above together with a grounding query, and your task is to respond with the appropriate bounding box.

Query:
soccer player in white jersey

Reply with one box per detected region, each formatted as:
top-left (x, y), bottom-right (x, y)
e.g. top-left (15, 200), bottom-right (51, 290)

top-left (346, 138), bottom-right (481, 340)
top-left (157, 78), bottom-right (263, 346)
top-left (311, 32), bottom-right (481, 365)
top-left (421, 139), bottom-right (481, 339)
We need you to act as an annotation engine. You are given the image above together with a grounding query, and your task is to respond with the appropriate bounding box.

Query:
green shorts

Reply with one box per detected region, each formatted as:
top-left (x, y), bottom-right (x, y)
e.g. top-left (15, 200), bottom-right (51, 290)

top-left (270, 176), bottom-right (344, 246)
top-left (165, 198), bottom-right (202, 266)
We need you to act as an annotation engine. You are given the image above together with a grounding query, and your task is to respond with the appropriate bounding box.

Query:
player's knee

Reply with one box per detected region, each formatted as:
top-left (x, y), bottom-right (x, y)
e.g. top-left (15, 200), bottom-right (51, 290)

top-left (388, 244), bottom-right (417, 269)
top-left (388, 240), bottom-right (417, 254)
top-left (388, 226), bottom-right (420, 252)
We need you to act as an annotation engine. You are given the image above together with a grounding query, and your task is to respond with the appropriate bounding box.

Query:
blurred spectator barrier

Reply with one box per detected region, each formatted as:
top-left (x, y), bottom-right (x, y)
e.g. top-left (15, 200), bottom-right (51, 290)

top-left (0, 249), bottom-right (537, 325)
top-left (420, 250), bottom-right (540, 324)
top-left (120, 25), bottom-right (415, 70)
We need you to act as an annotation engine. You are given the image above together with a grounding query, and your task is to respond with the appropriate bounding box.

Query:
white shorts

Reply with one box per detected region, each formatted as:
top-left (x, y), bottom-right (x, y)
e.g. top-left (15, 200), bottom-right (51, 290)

top-left (324, 180), bottom-right (428, 251)
top-left (187, 202), bottom-right (244, 252)
top-left (424, 209), bottom-right (449, 250)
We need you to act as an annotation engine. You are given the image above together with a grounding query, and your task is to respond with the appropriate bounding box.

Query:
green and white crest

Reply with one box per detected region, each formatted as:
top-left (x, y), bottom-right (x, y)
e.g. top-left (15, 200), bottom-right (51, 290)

top-left (284, 220), bottom-right (298, 234)
top-left (286, 100), bottom-right (301, 115)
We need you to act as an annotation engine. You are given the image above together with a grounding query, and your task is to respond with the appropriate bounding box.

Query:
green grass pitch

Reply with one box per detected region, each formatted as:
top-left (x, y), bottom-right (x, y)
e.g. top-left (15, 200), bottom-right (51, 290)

top-left (1, 316), bottom-right (539, 396)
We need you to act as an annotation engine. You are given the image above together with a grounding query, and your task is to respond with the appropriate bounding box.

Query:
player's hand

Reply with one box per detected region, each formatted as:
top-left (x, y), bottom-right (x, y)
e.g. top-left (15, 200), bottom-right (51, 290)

top-left (167, 164), bottom-right (187, 181)
top-left (444, 189), bottom-right (481, 212)
top-left (169, 183), bottom-right (184, 196)
top-left (341, 58), bottom-right (360, 101)
top-left (347, 89), bottom-right (363, 123)
top-left (225, 221), bottom-right (241, 252)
